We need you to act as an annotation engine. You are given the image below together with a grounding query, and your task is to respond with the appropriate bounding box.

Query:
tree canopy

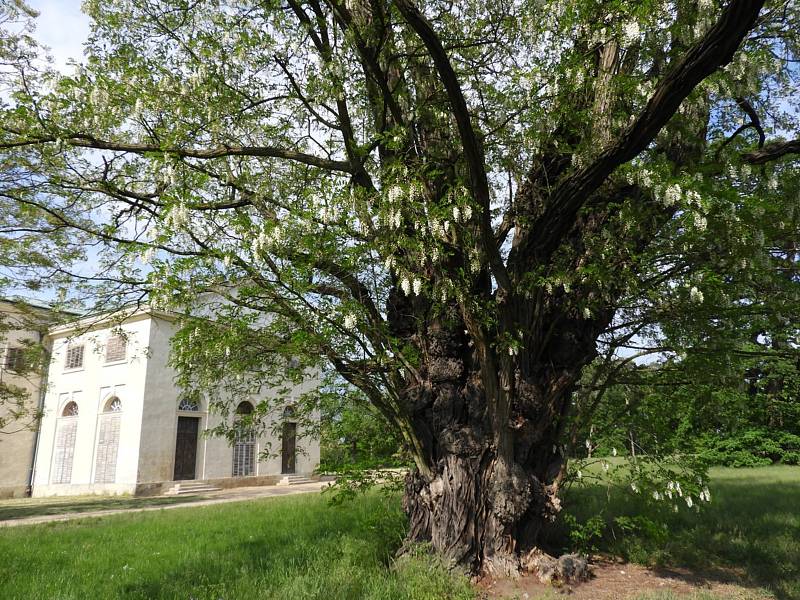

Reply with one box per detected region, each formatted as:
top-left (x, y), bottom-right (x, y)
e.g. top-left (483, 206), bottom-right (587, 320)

top-left (1, 0), bottom-right (798, 576)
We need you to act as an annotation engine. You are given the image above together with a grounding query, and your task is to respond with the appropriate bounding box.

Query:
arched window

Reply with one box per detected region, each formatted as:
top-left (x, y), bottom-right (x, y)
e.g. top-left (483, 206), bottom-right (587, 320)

top-left (53, 401), bottom-right (79, 484)
top-left (232, 401), bottom-right (255, 477)
top-left (104, 397), bottom-right (122, 412)
top-left (178, 397), bottom-right (199, 411)
top-left (282, 405), bottom-right (296, 419)
top-left (236, 401), bottom-right (254, 415)
top-left (95, 397), bottom-right (122, 483)
top-left (62, 401), bottom-right (79, 417)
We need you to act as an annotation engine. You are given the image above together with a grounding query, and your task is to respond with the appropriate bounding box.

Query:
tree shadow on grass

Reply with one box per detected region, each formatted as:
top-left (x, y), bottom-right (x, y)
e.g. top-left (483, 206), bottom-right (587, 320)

top-left (0, 495), bottom-right (205, 521)
top-left (548, 474), bottom-right (800, 600)
top-left (118, 494), bottom-right (407, 599)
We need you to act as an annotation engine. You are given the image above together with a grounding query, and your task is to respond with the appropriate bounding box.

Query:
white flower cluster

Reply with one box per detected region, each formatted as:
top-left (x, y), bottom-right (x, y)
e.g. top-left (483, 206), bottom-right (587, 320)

top-left (162, 163), bottom-right (179, 188)
top-left (430, 219), bottom-right (451, 238)
top-left (387, 185), bottom-right (403, 204)
top-left (689, 285), bottom-right (704, 304)
top-left (451, 204), bottom-right (473, 222)
top-left (165, 203), bottom-right (190, 229)
top-left (400, 277), bottom-right (423, 296)
top-left (693, 213), bottom-right (707, 232)
top-left (699, 486), bottom-right (711, 502)
top-left (664, 183), bottom-right (682, 206)
top-left (622, 21), bottom-right (640, 44)
top-left (343, 313), bottom-right (357, 330)
top-left (251, 225), bottom-right (283, 256)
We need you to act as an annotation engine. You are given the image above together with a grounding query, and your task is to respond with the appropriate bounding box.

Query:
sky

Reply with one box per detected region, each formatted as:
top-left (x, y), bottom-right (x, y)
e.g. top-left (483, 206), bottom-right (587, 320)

top-left (28, 0), bottom-right (91, 73)
top-left (2, 4), bottom-right (91, 303)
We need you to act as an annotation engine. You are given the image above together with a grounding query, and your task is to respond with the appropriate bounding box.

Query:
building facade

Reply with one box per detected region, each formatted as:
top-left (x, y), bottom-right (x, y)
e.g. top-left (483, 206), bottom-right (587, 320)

top-left (31, 309), bottom-right (319, 497)
top-left (0, 299), bottom-right (52, 498)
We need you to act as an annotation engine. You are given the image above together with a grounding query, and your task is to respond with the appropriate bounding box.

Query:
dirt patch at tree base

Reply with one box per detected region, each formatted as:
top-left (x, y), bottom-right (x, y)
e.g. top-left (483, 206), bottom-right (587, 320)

top-left (477, 559), bottom-right (774, 599)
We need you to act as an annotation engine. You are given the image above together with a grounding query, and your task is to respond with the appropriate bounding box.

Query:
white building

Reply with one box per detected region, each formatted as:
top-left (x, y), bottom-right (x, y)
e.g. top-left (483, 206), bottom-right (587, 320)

top-left (31, 308), bottom-right (319, 497)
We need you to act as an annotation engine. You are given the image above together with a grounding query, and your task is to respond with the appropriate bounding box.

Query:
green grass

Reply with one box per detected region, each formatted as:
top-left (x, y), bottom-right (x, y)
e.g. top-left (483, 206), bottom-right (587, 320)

top-left (0, 490), bottom-right (474, 600)
top-left (0, 467), bottom-right (797, 599)
top-left (0, 494), bottom-right (207, 521)
top-left (549, 465), bottom-right (800, 600)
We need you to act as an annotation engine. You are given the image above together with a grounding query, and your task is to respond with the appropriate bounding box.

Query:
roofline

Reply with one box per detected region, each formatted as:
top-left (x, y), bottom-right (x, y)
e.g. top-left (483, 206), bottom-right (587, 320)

top-left (46, 305), bottom-right (179, 338)
top-left (0, 296), bottom-right (80, 315)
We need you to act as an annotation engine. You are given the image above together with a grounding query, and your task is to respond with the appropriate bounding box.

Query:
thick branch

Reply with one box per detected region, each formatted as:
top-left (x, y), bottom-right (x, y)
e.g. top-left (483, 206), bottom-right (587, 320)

top-left (513, 0), bottom-right (765, 266)
top-left (394, 0), bottom-right (511, 293)
top-left (743, 138), bottom-right (800, 164)
top-left (0, 130), bottom-right (355, 173)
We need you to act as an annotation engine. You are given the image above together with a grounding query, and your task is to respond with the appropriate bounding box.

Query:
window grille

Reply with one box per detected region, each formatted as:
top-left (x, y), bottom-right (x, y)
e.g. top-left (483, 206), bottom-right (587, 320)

top-left (178, 398), bottom-right (199, 411)
top-left (104, 397), bottom-right (122, 412)
top-left (94, 413), bottom-right (121, 483)
top-left (65, 345), bottom-right (84, 370)
top-left (3, 347), bottom-right (26, 372)
top-left (52, 418), bottom-right (77, 484)
top-left (62, 401), bottom-right (79, 417)
top-left (232, 401), bottom-right (255, 476)
top-left (105, 335), bottom-right (126, 363)
top-left (232, 430), bottom-right (255, 476)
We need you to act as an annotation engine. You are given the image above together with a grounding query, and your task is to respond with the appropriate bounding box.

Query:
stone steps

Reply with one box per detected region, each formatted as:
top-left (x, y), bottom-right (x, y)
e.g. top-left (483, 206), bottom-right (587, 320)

top-left (276, 474), bottom-right (315, 486)
top-left (164, 481), bottom-right (222, 495)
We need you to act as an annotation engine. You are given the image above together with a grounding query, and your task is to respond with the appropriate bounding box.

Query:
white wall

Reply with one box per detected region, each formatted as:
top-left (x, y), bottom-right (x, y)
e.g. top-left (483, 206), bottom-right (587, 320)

top-left (140, 317), bottom-right (320, 483)
top-left (32, 310), bottom-right (321, 497)
top-left (32, 317), bottom-right (152, 496)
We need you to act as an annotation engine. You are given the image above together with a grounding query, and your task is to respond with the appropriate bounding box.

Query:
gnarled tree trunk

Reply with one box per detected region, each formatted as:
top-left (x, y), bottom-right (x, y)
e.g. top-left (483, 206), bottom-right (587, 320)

top-left (396, 314), bottom-right (597, 575)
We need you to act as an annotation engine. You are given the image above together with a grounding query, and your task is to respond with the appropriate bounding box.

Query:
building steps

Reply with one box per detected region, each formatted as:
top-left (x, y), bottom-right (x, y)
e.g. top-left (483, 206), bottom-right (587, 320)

top-left (276, 475), bottom-right (315, 486)
top-left (164, 481), bottom-right (221, 495)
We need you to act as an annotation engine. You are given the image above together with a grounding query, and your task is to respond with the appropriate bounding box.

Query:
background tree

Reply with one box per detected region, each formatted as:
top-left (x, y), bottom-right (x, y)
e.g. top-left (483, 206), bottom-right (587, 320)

top-left (0, 0), bottom-right (798, 576)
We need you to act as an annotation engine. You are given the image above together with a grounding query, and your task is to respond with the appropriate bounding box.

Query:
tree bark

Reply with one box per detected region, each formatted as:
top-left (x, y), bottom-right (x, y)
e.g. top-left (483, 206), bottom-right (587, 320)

top-left (395, 316), bottom-right (588, 575)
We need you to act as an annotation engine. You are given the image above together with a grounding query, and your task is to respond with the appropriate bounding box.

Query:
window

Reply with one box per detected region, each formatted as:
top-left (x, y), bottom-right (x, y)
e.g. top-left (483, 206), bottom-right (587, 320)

top-left (105, 335), bottom-right (126, 363)
top-left (3, 347), bottom-right (26, 372)
top-left (232, 401), bottom-right (255, 477)
top-left (95, 399), bottom-right (121, 483)
top-left (178, 398), bottom-right (199, 411)
top-left (65, 345), bottom-right (84, 370)
top-left (52, 419), bottom-right (77, 484)
top-left (62, 401), bottom-right (79, 417)
top-left (236, 401), bottom-right (254, 415)
top-left (104, 397), bottom-right (122, 412)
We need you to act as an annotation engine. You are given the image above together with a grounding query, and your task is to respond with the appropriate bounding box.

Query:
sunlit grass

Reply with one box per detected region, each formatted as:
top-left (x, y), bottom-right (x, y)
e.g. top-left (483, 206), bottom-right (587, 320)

top-left (0, 466), bottom-right (797, 599)
top-left (0, 491), bottom-right (473, 600)
top-left (550, 465), bottom-right (800, 599)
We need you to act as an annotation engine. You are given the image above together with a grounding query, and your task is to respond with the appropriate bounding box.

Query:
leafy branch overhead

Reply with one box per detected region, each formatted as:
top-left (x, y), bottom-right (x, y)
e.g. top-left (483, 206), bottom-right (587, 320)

top-left (1, 0), bottom-right (797, 575)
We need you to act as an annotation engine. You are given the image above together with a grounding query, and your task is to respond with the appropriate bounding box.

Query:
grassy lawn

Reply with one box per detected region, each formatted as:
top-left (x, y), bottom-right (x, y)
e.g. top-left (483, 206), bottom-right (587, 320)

top-left (0, 466), bottom-right (797, 599)
top-left (547, 465), bottom-right (800, 600)
top-left (0, 490), bottom-right (474, 600)
top-left (0, 494), bottom-right (207, 521)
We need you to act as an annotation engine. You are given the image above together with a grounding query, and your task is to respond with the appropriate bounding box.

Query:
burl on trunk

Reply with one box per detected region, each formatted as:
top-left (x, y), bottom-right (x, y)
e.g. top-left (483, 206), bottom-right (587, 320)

top-left (398, 319), bottom-right (593, 578)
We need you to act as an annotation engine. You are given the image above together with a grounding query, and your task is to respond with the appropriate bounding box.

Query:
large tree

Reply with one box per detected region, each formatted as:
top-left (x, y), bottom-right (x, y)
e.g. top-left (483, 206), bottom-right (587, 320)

top-left (1, 0), bottom-right (798, 575)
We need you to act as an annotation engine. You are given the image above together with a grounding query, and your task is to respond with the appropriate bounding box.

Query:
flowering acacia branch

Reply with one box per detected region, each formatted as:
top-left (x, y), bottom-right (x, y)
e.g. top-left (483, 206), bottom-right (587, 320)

top-left (0, 129), bottom-right (355, 174)
top-left (512, 0), bottom-right (766, 267)
top-left (394, 0), bottom-right (511, 294)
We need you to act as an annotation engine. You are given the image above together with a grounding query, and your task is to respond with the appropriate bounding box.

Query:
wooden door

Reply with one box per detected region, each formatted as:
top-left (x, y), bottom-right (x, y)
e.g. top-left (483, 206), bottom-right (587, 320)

top-left (173, 416), bottom-right (199, 480)
top-left (281, 422), bottom-right (296, 474)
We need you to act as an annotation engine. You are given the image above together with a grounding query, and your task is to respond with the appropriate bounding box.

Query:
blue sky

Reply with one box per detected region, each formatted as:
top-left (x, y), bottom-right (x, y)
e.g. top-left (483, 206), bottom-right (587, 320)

top-left (29, 1), bottom-right (90, 73)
